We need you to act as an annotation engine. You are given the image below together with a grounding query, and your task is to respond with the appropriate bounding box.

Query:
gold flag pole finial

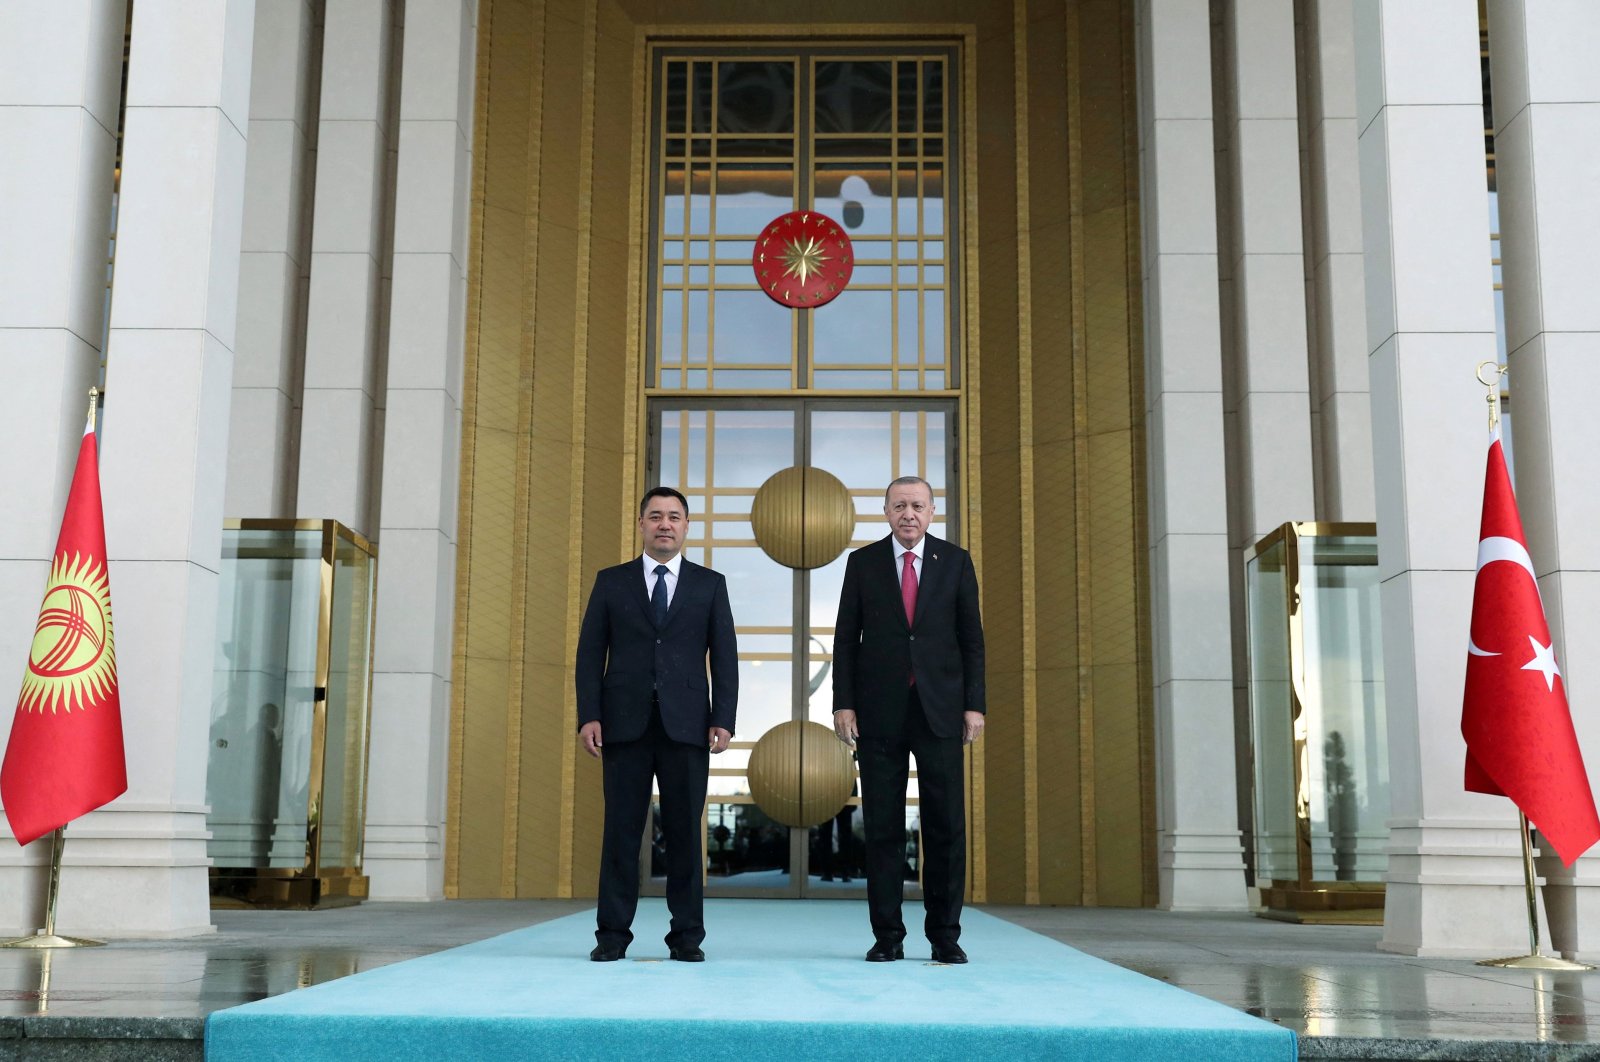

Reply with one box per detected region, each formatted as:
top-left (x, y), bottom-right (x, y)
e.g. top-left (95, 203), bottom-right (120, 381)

top-left (1476, 361), bottom-right (1506, 434)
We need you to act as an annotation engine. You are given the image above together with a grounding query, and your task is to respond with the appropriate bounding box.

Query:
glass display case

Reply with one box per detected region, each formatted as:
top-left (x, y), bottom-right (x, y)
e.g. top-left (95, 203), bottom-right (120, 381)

top-left (1245, 523), bottom-right (1387, 923)
top-left (205, 520), bottom-right (376, 908)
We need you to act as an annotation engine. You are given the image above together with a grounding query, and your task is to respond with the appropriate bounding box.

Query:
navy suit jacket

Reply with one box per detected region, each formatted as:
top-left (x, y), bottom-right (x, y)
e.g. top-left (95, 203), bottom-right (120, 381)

top-left (832, 533), bottom-right (985, 740)
top-left (575, 557), bottom-right (738, 746)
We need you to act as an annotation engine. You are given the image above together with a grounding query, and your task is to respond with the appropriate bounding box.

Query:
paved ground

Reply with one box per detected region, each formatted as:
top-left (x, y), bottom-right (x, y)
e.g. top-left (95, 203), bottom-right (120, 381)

top-left (1, 900), bottom-right (1596, 1059)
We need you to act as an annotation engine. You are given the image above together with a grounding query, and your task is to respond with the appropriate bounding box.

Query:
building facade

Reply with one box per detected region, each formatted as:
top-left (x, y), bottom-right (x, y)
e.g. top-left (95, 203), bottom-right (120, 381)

top-left (2, 0), bottom-right (1597, 959)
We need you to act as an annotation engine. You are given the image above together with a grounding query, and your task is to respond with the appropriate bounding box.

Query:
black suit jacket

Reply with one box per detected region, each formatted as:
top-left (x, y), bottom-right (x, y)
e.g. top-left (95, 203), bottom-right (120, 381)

top-left (575, 558), bottom-right (738, 746)
top-left (832, 533), bottom-right (985, 740)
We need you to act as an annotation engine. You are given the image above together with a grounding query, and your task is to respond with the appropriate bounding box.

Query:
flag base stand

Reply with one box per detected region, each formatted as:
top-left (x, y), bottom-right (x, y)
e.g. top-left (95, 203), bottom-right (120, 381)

top-left (1474, 813), bottom-right (1589, 971)
top-left (0, 828), bottom-right (105, 949)
top-left (1477, 951), bottom-right (1591, 971)
top-left (0, 933), bottom-right (105, 950)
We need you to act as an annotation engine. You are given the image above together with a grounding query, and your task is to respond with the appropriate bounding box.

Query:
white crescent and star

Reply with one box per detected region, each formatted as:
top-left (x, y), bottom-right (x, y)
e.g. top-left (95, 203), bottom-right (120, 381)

top-left (1467, 533), bottom-right (1562, 689)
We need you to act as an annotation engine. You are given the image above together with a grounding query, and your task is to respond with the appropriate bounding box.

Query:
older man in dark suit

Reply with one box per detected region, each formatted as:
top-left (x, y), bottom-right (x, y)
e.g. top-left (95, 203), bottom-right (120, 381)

top-left (832, 475), bottom-right (985, 964)
top-left (576, 487), bottom-right (737, 962)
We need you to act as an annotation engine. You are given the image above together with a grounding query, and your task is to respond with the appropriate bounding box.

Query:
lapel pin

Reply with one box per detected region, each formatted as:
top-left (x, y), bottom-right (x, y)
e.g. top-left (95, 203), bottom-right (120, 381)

top-left (932, 553), bottom-right (938, 561)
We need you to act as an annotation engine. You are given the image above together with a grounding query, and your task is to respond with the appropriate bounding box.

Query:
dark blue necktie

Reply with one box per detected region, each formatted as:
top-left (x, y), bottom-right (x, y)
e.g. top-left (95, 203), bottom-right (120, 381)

top-left (652, 564), bottom-right (670, 626)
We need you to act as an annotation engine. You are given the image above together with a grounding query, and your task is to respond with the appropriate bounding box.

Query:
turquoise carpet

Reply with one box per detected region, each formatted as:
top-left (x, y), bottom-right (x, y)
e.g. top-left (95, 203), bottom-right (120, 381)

top-left (204, 899), bottom-right (1295, 1061)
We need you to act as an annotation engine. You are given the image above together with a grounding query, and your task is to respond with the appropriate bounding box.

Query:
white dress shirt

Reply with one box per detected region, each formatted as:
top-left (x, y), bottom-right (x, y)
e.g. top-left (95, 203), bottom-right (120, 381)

top-left (641, 553), bottom-right (682, 607)
top-left (891, 537), bottom-right (924, 584)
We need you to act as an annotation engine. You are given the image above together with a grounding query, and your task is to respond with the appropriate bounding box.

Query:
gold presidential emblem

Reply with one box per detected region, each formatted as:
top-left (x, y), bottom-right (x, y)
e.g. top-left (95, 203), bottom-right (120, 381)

top-left (20, 551), bottom-right (116, 714)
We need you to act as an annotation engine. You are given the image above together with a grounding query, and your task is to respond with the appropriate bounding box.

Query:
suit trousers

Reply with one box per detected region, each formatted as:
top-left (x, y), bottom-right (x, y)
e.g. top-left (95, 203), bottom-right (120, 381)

top-left (595, 701), bottom-right (709, 950)
top-left (857, 688), bottom-right (966, 946)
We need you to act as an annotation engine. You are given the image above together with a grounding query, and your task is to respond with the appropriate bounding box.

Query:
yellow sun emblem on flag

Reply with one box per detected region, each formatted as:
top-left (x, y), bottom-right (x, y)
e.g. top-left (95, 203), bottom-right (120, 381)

top-left (19, 551), bottom-right (116, 714)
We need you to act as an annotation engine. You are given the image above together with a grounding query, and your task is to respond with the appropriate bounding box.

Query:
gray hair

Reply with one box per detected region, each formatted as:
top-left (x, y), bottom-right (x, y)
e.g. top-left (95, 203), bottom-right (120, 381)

top-left (884, 476), bottom-right (934, 503)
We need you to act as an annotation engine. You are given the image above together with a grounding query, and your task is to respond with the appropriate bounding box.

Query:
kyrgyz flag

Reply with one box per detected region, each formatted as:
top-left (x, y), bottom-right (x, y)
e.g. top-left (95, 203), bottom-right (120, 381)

top-left (1462, 428), bottom-right (1600, 865)
top-left (0, 415), bottom-right (125, 846)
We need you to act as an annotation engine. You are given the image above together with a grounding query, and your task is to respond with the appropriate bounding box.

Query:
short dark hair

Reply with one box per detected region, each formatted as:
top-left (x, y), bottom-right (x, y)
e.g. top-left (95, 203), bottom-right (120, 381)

top-left (639, 486), bottom-right (690, 518)
top-left (884, 476), bottom-right (933, 503)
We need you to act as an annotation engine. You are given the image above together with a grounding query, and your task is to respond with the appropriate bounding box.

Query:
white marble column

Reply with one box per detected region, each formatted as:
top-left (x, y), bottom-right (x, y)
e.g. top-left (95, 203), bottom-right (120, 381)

top-left (296, 0), bottom-right (397, 538)
top-left (1136, 0), bottom-right (1249, 910)
top-left (1486, 0), bottom-right (1600, 960)
top-left (88, 0), bottom-right (256, 937)
top-left (1355, 0), bottom-right (1521, 956)
top-left (1220, 0), bottom-right (1317, 539)
top-left (366, 0), bottom-right (476, 901)
top-left (1301, 0), bottom-right (1375, 521)
top-left (0, 0), bottom-right (126, 935)
top-left (228, 0), bottom-right (317, 519)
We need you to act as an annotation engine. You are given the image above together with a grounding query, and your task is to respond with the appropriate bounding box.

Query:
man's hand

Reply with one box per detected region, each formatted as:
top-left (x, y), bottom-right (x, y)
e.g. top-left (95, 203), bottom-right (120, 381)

top-left (833, 709), bottom-right (858, 747)
top-left (709, 727), bottom-right (732, 754)
top-left (962, 711), bottom-right (985, 745)
top-left (580, 721), bottom-right (603, 759)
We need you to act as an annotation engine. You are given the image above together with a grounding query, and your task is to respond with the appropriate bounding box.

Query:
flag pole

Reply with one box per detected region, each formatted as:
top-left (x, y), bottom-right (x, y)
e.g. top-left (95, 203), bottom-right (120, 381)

top-left (0, 388), bottom-right (110, 950)
top-left (1478, 814), bottom-right (1590, 969)
top-left (0, 826), bottom-right (103, 948)
top-left (1468, 362), bottom-right (1593, 971)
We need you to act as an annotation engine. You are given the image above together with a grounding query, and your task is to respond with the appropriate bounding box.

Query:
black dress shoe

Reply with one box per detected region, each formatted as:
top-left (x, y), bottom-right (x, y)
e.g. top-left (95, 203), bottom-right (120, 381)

top-left (669, 945), bottom-right (705, 962)
top-left (930, 942), bottom-right (968, 964)
top-left (865, 941), bottom-right (904, 962)
top-left (590, 943), bottom-right (627, 962)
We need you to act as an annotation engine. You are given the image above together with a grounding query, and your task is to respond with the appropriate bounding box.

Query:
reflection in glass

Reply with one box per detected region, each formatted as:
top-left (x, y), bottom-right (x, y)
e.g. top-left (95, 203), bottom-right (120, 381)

top-left (717, 61), bottom-right (795, 134)
top-left (808, 800), bottom-right (861, 886)
top-left (1246, 538), bottom-right (1297, 883)
top-left (1300, 537), bottom-right (1387, 883)
top-left (694, 801), bottom-right (790, 888)
top-left (319, 534), bottom-right (375, 872)
top-left (1246, 526), bottom-right (1388, 899)
top-left (815, 61), bottom-right (894, 133)
top-left (814, 290), bottom-right (893, 367)
top-left (207, 523), bottom-right (377, 894)
top-left (713, 164), bottom-right (793, 235)
top-left (817, 167), bottom-right (892, 235)
top-left (711, 409), bottom-right (793, 486)
top-left (737, 659), bottom-right (793, 738)
top-left (712, 290), bottom-right (792, 366)
top-left (208, 529), bottom-right (319, 869)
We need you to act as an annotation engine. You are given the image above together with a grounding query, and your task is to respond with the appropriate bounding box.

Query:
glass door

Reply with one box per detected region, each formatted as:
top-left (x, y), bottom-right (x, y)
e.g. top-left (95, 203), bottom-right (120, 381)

top-left (641, 41), bottom-right (962, 899)
top-left (646, 399), bottom-right (954, 898)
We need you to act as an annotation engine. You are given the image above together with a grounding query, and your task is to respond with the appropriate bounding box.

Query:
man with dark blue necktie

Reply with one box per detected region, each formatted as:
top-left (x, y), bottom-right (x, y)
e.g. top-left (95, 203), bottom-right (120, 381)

top-left (576, 487), bottom-right (738, 962)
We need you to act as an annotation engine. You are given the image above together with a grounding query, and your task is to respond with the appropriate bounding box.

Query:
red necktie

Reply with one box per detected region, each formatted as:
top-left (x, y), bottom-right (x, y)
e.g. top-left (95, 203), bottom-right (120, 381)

top-left (902, 551), bottom-right (918, 685)
top-left (901, 550), bottom-right (918, 625)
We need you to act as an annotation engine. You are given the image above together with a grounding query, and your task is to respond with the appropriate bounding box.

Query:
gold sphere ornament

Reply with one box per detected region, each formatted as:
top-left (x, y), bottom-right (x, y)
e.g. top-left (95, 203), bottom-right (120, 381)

top-left (746, 719), bottom-right (855, 829)
top-left (750, 466), bottom-right (854, 570)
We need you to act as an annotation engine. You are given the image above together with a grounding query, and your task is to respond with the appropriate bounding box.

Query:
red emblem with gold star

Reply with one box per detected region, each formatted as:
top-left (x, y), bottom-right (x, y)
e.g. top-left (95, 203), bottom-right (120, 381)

top-left (753, 211), bottom-right (854, 308)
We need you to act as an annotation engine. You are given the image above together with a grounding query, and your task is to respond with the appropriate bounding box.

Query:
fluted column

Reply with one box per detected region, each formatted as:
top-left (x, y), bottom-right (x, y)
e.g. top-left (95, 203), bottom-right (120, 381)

top-left (1136, 0), bottom-right (1248, 910)
top-left (0, 0), bottom-right (127, 934)
top-left (93, 0), bottom-right (258, 937)
top-left (1355, 0), bottom-right (1518, 957)
top-left (366, 0), bottom-right (477, 900)
top-left (1487, 0), bottom-right (1600, 960)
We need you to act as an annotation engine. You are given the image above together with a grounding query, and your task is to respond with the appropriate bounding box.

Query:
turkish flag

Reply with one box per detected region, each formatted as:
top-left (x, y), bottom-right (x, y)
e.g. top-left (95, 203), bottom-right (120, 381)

top-left (0, 416), bottom-right (126, 846)
top-left (1462, 432), bottom-right (1600, 865)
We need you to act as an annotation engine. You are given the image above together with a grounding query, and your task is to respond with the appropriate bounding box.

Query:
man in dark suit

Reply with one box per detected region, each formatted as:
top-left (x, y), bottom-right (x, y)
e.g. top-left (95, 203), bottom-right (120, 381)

top-left (833, 476), bottom-right (985, 964)
top-left (576, 487), bottom-right (737, 962)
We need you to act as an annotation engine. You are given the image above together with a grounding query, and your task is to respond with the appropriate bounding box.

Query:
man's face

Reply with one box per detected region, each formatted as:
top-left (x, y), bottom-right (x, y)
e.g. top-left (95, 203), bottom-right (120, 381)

top-left (884, 482), bottom-right (933, 548)
top-left (639, 495), bottom-right (689, 561)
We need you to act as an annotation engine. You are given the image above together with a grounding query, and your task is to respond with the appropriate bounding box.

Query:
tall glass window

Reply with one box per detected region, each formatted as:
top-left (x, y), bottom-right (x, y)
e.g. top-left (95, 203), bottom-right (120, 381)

top-left (651, 51), bottom-right (957, 393)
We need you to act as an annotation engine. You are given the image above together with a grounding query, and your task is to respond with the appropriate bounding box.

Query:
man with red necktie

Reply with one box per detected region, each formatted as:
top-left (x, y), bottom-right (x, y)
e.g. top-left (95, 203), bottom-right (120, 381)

top-left (832, 476), bottom-right (986, 964)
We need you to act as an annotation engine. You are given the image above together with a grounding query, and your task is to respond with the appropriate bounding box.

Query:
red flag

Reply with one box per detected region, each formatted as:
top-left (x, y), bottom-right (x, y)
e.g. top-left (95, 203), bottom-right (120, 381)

top-left (1462, 431), bottom-right (1600, 865)
top-left (0, 416), bottom-right (126, 846)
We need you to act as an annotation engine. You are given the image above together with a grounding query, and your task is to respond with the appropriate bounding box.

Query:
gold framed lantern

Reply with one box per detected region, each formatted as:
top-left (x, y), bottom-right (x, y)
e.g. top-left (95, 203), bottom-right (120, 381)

top-left (205, 519), bottom-right (377, 909)
top-left (1244, 522), bottom-right (1387, 924)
